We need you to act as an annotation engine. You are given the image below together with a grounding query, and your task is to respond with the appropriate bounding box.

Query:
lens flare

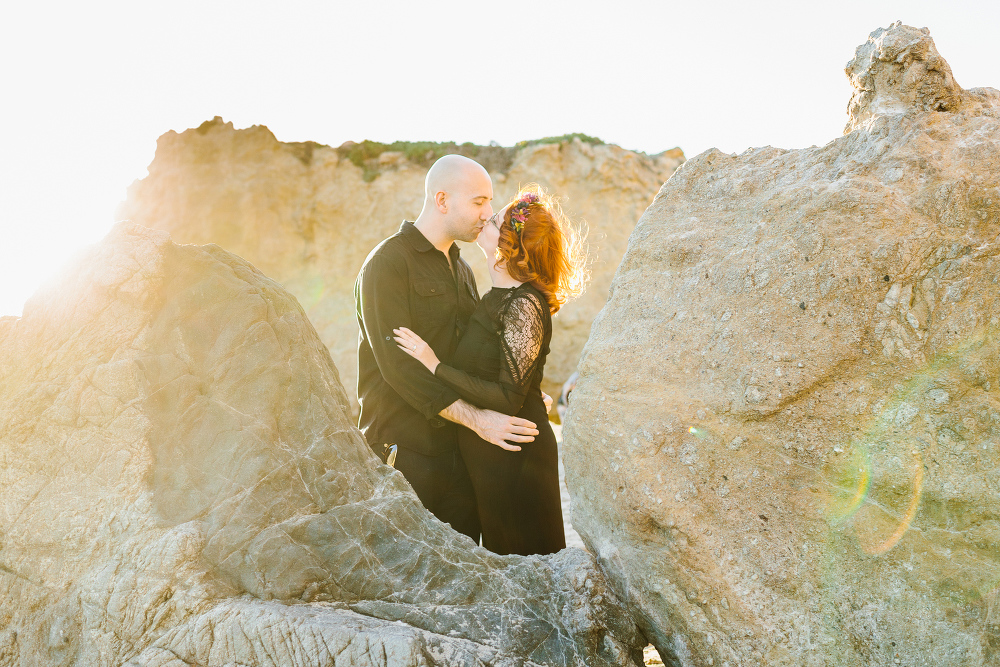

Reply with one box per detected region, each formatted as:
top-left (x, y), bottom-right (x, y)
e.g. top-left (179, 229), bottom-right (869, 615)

top-left (825, 443), bottom-right (872, 524)
top-left (860, 447), bottom-right (924, 555)
top-left (304, 275), bottom-right (327, 309)
top-left (822, 434), bottom-right (928, 555)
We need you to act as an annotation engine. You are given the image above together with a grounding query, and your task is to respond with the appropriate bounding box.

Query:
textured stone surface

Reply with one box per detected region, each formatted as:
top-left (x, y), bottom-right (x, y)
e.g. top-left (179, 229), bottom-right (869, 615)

top-left (564, 23), bottom-right (1000, 667)
top-left (116, 124), bottom-right (684, 408)
top-left (0, 223), bottom-right (643, 666)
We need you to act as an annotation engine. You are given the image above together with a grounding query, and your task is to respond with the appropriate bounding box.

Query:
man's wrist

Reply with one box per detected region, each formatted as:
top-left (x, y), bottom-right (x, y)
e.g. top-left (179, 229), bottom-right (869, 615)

top-left (439, 399), bottom-right (481, 431)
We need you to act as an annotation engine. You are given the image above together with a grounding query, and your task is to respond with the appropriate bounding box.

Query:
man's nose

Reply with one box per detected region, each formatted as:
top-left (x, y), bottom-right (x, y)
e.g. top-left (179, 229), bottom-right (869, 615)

top-left (482, 203), bottom-right (493, 221)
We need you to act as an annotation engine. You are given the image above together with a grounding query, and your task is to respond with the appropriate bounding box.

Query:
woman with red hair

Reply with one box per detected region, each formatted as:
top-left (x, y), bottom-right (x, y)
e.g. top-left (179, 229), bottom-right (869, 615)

top-left (394, 184), bottom-right (588, 555)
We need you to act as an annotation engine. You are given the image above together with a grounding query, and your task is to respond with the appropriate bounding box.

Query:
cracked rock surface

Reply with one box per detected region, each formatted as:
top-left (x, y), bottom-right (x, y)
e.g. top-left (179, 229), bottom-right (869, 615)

top-left (564, 23), bottom-right (1000, 667)
top-left (0, 223), bottom-right (643, 666)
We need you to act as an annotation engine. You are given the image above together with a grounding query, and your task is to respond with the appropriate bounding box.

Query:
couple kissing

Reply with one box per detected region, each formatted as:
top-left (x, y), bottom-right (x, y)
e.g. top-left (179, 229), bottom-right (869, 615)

top-left (355, 154), bottom-right (588, 556)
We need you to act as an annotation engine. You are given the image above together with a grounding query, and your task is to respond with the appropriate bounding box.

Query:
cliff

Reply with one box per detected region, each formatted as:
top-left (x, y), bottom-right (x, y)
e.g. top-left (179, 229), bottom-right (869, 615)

top-left (117, 123), bottom-right (684, 409)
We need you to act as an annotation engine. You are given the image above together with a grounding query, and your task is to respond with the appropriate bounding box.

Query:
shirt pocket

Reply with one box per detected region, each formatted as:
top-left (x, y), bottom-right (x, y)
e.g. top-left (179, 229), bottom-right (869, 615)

top-left (411, 280), bottom-right (455, 326)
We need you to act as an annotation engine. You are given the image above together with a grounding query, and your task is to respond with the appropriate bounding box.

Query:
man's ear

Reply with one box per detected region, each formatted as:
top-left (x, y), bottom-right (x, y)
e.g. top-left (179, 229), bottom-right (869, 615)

top-left (434, 190), bottom-right (448, 213)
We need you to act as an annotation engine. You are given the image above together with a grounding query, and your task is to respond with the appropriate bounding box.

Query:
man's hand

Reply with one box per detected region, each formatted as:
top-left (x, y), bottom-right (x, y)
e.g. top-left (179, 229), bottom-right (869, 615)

top-left (472, 411), bottom-right (538, 452)
top-left (440, 400), bottom-right (537, 451)
top-left (541, 390), bottom-right (553, 414)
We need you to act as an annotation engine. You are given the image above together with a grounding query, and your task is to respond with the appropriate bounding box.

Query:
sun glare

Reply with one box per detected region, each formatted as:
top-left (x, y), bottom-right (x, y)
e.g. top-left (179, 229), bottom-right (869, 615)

top-left (0, 171), bottom-right (136, 317)
top-left (1, 2), bottom-right (996, 317)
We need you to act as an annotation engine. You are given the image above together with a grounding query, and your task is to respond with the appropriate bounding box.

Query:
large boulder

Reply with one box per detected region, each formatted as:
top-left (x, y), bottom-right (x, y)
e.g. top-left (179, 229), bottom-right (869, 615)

top-left (564, 23), bottom-right (1000, 667)
top-left (0, 223), bottom-right (643, 666)
top-left (116, 125), bottom-right (684, 409)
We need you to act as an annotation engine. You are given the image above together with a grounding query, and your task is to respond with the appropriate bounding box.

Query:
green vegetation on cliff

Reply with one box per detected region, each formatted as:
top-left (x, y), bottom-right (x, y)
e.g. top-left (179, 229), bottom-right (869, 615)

top-left (337, 134), bottom-right (606, 182)
top-left (514, 133), bottom-right (604, 149)
top-left (191, 118), bottom-right (614, 182)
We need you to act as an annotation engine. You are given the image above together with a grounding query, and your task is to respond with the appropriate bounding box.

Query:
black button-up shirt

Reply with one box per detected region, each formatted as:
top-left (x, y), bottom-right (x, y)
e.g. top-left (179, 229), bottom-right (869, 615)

top-left (355, 221), bottom-right (479, 456)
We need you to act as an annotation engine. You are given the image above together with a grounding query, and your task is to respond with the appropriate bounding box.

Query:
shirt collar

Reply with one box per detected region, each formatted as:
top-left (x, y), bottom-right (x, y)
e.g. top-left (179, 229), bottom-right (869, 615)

top-left (400, 221), bottom-right (461, 261)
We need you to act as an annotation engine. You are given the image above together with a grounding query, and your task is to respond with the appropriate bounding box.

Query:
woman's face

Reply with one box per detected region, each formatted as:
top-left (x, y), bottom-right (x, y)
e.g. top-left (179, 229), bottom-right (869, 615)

top-left (477, 204), bottom-right (507, 258)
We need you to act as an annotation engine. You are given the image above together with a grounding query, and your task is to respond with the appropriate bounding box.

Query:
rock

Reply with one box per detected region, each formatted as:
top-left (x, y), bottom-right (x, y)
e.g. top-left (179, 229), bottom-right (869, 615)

top-left (0, 223), bottom-right (643, 666)
top-left (116, 122), bottom-right (684, 410)
top-left (564, 23), bottom-right (1000, 667)
top-left (844, 22), bottom-right (1000, 133)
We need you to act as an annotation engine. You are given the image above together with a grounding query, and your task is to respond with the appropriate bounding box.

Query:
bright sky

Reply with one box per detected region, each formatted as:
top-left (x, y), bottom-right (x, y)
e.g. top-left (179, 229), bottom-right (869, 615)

top-left (1, 0), bottom-right (997, 317)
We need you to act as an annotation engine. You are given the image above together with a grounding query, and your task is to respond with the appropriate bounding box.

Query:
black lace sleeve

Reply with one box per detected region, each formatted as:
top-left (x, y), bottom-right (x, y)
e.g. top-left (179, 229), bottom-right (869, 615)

top-left (434, 289), bottom-right (547, 415)
top-left (498, 289), bottom-right (545, 395)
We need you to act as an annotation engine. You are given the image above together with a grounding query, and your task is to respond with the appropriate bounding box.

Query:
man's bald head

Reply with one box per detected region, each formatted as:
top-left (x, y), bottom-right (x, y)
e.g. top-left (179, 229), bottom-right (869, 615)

top-left (424, 154), bottom-right (491, 202)
top-left (415, 155), bottom-right (494, 246)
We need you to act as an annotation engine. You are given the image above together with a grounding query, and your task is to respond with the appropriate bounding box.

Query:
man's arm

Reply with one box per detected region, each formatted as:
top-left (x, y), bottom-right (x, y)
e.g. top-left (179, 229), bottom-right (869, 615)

top-left (357, 251), bottom-right (460, 418)
top-left (439, 399), bottom-right (538, 452)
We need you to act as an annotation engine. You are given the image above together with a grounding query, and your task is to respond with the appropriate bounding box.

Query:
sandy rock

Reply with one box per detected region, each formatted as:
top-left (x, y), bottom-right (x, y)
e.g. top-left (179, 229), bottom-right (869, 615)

top-left (844, 22), bottom-right (1000, 134)
top-left (0, 223), bottom-right (643, 666)
top-left (564, 23), bottom-right (1000, 666)
top-left (116, 124), bottom-right (683, 409)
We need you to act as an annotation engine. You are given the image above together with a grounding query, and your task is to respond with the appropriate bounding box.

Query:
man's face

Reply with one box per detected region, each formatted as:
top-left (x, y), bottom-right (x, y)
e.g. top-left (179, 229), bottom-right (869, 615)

top-left (445, 172), bottom-right (493, 243)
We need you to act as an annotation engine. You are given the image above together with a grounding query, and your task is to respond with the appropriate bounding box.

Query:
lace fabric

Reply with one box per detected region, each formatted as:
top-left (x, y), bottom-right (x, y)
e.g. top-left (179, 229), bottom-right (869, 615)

top-left (496, 288), bottom-right (547, 396)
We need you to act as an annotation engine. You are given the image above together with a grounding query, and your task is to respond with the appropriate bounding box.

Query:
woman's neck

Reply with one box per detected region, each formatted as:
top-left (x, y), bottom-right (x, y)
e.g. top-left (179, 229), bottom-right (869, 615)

top-left (488, 262), bottom-right (523, 289)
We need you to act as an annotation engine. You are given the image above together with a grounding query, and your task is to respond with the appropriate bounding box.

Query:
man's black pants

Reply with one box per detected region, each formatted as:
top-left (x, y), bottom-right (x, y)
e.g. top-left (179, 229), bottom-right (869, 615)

top-left (390, 445), bottom-right (481, 544)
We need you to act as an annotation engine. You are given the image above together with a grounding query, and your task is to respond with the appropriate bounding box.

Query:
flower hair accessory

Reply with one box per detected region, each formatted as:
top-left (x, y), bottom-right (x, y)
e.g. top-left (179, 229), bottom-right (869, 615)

top-left (508, 192), bottom-right (540, 234)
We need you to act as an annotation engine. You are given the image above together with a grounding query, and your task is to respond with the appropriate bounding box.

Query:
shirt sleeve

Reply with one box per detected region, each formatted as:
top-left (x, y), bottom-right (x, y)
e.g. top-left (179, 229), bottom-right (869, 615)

top-left (356, 250), bottom-right (460, 419)
top-left (434, 290), bottom-right (545, 415)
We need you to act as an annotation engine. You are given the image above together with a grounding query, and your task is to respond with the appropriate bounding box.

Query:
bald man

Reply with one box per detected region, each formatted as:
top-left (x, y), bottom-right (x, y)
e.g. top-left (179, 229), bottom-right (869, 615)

top-left (355, 155), bottom-right (538, 540)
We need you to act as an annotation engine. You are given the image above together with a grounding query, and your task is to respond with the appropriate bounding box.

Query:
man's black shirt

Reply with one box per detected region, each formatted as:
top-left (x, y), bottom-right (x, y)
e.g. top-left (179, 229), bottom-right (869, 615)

top-left (355, 221), bottom-right (479, 456)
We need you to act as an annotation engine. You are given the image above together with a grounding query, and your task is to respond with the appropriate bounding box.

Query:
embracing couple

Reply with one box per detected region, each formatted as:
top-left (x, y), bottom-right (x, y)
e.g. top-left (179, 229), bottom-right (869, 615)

top-left (355, 154), bottom-right (587, 556)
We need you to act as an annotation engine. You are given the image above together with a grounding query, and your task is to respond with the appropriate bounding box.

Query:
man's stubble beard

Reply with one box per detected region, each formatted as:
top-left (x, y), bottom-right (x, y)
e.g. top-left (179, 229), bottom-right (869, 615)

top-left (448, 219), bottom-right (481, 244)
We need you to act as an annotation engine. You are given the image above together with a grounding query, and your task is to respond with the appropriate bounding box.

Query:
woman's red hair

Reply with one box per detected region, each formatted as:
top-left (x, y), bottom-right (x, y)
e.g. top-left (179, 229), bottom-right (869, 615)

top-left (495, 184), bottom-right (589, 314)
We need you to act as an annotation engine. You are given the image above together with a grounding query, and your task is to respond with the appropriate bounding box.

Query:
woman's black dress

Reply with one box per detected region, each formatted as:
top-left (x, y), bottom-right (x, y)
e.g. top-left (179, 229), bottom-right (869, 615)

top-left (434, 283), bottom-right (565, 556)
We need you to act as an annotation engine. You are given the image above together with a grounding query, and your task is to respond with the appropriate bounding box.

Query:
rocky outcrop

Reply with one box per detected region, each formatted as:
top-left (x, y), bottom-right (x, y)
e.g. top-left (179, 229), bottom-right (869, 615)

top-left (843, 22), bottom-right (999, 133)
top-left (0, 223), bottom-right (643, 666)
top-left (116, 125), bottom-right (684, 409)
top-left (564, 23), bottom-right (1000, 667)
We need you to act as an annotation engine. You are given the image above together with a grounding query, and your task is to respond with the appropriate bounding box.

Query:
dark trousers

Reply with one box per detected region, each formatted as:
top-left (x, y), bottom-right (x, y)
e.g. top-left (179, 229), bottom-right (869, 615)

top-left (390, 445), bottom-right (481, 544)
top-left (459, 397), bottom-right (565, 556)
